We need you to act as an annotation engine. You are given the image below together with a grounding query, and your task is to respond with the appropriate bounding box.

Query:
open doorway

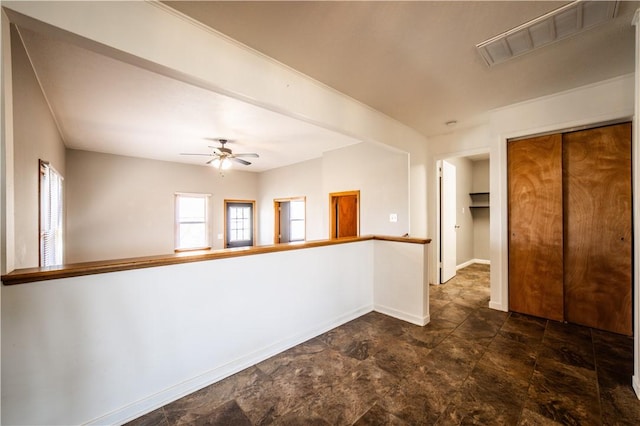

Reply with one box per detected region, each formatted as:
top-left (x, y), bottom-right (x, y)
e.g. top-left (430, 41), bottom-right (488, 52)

top-left (274, 197), bottom-right (306, 243)
top-left (437, 154), bottom-right (490, 284)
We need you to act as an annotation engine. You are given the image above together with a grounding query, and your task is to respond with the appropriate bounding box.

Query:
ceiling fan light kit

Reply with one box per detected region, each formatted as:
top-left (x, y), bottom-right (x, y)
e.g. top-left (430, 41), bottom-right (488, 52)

top-left (180, 138), bottom-right (259, 172)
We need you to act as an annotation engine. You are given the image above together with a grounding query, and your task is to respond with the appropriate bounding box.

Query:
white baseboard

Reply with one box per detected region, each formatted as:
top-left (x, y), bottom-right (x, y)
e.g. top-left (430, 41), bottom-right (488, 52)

top-left (374, 304), bottom-right (430, 326)
top-left (489, 300), bottom-right (507, 312)
top-left (91, 305), bottom-right (373, 426)
top-left (633, 375), bottom-right (640, 399)
top-left (456, 259), bottom-right (491, 270)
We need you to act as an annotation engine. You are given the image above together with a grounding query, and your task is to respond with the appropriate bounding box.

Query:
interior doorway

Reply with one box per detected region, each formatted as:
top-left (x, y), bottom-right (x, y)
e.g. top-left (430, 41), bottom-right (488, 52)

top-left (436, 153), bottom-right (490, 284)
top-left (274, 197), bottom-right (306, 243)
top-left (330, 190), bottom-right (360, 239)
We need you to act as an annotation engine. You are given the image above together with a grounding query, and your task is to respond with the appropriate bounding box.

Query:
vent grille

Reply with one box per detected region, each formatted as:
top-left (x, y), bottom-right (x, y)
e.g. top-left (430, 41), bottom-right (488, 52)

top-left (476, 1), bottom-right (618, 67)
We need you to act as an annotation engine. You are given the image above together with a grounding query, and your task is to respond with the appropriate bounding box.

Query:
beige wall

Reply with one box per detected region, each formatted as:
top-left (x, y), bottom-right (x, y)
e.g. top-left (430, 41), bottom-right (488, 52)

top-left (471, 159), bottom-right (490, 261)
top-left (12, 25), bottom-right (66, 268)
top-left (66, 141), bottom-right (410, 262)
top-left (323, 142), bottom-right (410, 237)
top-left (65, 149), bottom-right (258, 262)
top-left (257, 157), bottom-right (324, 244)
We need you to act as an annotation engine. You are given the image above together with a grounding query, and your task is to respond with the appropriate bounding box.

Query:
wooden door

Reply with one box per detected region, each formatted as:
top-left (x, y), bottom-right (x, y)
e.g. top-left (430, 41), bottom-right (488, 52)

top-left (330, 191), bottom-right (359, 238)
top-left (508, 134), bottom-right (564, 321)
top-left (563, 123), bottom-right (632, 335)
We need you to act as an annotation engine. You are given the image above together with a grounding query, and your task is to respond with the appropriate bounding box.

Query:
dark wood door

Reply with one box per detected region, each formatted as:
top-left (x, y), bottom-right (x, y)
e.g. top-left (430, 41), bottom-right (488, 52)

top-left (331, 192), bottom-right (359, 238)
top-left (563, 123), bottom-right (632, 335)
top-left (508, 134), bottom-right (564, 321)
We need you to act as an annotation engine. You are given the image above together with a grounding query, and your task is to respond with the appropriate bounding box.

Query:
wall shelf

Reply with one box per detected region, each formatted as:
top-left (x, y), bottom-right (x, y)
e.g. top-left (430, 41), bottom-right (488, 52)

top-left (469, 192), bottom-right (490, 209)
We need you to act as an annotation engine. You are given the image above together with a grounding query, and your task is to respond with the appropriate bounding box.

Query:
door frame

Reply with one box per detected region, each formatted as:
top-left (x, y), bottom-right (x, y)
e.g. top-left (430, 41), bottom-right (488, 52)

top-left (329, 190), bottom-right (360, 239)
top-left (273, 196), bottom-right (306, 244)
top-left (223, 199), bottom-right (256, 248)
top-left (434, 150), bottom-right (490, 286)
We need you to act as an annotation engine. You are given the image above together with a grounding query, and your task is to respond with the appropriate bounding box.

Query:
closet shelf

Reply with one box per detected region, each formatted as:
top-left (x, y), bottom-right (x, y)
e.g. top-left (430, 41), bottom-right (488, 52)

top-left (469, 192), bottom-right (490, 209)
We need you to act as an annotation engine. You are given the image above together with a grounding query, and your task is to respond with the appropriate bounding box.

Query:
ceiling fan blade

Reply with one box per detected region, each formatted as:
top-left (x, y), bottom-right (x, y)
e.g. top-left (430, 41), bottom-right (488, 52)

top-left (233, 153), bottom-right (259, 158)
top-left (180, 153), bottom-right (213, 156)
top-left (231, 157), bottom-right (251, 166)
top-left (206, 158), bottom-right (216, 165)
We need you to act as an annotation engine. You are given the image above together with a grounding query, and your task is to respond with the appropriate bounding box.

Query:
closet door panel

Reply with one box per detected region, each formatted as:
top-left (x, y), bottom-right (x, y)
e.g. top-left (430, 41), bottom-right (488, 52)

top-left (508, 134), bottom-right (564, 321)
top-left (563, 122), bottom-right (632, 335)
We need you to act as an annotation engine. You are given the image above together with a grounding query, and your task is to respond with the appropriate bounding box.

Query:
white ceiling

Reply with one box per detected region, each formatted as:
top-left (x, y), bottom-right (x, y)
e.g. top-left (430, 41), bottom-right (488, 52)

top-left (16, 1), bottom-right (639, 171)
top-left (17, 26), bottom-right (362, 172)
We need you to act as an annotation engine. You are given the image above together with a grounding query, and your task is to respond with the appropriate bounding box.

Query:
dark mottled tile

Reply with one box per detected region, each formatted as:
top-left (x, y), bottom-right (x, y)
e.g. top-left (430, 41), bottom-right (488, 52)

top-left (449, 362), bottom-right (529, 425)
top-left (422, 335), bottom-right (487, 385)
top-left (545, 320), bottom-right (592, 343)
top-left (593, 329), bottom-right (634, 384)
top-left (124, 408), bottom-right (168, 426)
top-left (191, 399), bottom-right (252, 426)
top-left (369, 338), bottom-right (431, 378)
top-left (353, 403), bottom-right (407, 425)
top-left (526, 357), bottom-right (600, 425)
top-left (430, 302), bottom-right (475, 324)
top-left (478, 333), bottom-right (537, 382)
top-left (451, 308), bottom-right (507, 345)
top-left (429, 297), bottom-right (452, 312)
top-left (500, 312), bottom-right (547, 346)
top-left (403, 317), bottom-right (458, 349)
top-left (164, 366), bottom-right (262, 425)
top-left (599, 382), bottom-right (640, 426)
top-left (538, 333), bottom-right (595, 371)
top-left (518, 408), bottom-right (564, 425)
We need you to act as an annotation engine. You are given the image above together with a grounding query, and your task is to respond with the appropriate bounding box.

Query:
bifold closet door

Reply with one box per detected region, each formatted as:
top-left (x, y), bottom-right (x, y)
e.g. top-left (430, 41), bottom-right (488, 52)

top-left (508, 134), bottom-right (564, 321)
top-left (563, 123), bottom-right (632, 335)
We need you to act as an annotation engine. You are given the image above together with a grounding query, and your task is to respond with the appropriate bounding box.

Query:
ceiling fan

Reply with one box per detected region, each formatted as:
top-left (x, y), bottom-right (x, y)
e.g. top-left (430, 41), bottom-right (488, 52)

top-left (180, 138), bottom-right (259, 170)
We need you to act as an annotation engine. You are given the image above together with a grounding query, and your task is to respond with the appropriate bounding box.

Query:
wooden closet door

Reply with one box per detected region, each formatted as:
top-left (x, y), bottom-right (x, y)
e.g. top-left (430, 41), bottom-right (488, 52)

top-left (563, 122), bottom-right (632, 335)
top-left (508, 134), bottom-right (564, 321)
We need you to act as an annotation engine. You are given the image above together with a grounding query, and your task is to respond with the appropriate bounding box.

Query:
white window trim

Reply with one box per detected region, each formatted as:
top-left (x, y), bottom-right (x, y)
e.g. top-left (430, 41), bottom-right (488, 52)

top-left (175, 192), bottom-right (211, 251)
top-left (39, 160), bottom-right (64, 267)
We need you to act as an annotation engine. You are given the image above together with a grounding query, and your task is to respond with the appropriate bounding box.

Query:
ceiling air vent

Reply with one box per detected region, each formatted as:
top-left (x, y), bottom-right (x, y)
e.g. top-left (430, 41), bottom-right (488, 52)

top-left (476, 0), bottom-right (618, 67)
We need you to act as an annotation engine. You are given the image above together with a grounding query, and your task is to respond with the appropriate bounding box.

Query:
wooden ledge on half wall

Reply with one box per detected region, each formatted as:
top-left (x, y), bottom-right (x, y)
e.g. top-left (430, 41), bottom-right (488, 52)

top-left (2, 235), bottom-right (431, 286)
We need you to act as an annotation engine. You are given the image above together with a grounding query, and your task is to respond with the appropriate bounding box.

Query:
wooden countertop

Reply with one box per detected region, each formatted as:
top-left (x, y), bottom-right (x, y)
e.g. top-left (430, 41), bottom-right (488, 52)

top-left (1, 235), bottom-right (430, 285)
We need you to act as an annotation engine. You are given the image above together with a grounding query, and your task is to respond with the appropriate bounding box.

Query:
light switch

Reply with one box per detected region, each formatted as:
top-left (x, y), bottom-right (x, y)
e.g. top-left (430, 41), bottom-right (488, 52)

top-left (217, 234), bottom-right (223, 240)
top-left (389, 213), bottom-right (398, 223)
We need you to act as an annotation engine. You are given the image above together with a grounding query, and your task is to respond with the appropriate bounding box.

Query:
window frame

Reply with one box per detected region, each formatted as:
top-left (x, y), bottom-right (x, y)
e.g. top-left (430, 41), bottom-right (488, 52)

top-left (224, 199), bottom-right (256, 248)
top-left (39, 160), bottom-right (64, 267)
top-left (174, 192), bottom-right (211, 252)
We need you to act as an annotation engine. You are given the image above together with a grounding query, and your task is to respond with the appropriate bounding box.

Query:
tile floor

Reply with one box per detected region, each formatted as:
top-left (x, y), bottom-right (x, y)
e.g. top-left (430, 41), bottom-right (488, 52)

top-left (127, 264), bottom-right (640, 425)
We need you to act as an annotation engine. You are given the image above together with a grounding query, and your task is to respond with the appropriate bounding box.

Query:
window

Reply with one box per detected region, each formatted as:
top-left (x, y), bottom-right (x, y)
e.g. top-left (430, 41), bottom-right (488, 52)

top-left (39, 160), bottom-right (63, 266)
top-left (225, 200), bottom-right (255, 248)
top-left (274, 198), bottom-right (306, 243)
top-left (175, 193), bottom-right (210, 251)
top-left (289, 200), bottom-right (306, 242)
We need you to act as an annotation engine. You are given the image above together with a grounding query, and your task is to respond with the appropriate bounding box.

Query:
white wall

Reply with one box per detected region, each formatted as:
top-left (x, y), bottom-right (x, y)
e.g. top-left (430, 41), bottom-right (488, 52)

top-left (323, 142), bottom-right (410, 237)
top-left (257, 158), bottom-right (324, 245)
top-left (66, 149), bottom-right (258, 262)
top-left (374, 240), bottom-right (429, 326)
top-left (12, 25), bottom-right (66, 269)
top-left (471, 159), bottom-right (489, 261)
top-left (2, 239), bottom-right (429, 425)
